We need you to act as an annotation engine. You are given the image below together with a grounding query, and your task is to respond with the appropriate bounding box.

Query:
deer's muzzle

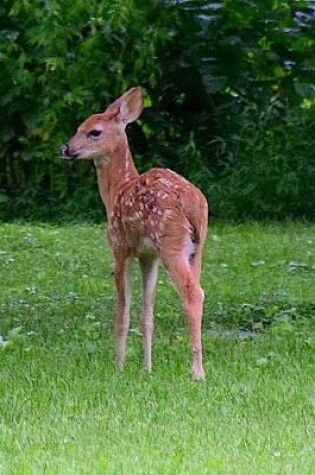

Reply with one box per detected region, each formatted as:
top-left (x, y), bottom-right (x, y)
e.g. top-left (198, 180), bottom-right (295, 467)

top-left (59, 144), bottom-right (76, 160)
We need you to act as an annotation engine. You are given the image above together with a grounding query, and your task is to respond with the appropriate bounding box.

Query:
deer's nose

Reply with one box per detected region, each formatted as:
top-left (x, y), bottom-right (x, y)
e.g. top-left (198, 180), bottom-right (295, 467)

top-left (59, 144), bottom-right (70, 157)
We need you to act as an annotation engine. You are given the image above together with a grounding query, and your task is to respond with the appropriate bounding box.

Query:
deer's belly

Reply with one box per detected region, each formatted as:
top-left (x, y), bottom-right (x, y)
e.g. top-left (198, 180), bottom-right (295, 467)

top-left (107, 225), bottom-right (158, 257)
top-left (135, 237), bottom-right (158, 257)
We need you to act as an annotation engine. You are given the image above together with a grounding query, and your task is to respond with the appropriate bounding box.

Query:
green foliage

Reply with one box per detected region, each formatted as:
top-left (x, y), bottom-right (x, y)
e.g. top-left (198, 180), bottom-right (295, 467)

top-left (210, 102), bottom-right (315, 218)
top-left (0, 0), bottom-right (166, 219)
top-left (0, 0), bottom-right (314, 220)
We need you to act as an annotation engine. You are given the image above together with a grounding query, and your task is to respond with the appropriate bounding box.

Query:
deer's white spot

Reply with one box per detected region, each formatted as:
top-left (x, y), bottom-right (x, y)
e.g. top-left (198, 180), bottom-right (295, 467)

top-left (163, 209), bottom-right (173, 219)
top-left (159, 178), bottom-right (173, 188)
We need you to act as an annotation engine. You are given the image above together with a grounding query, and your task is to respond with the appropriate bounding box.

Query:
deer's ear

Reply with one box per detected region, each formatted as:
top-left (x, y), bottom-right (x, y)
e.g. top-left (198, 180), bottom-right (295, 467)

top-left (104, 87), bottom-right (144, 125)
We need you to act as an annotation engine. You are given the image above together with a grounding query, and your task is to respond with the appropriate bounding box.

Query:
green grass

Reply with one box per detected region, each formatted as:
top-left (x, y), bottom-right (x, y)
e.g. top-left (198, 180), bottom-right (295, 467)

top-left (0, 222), bottom-right (314, 474)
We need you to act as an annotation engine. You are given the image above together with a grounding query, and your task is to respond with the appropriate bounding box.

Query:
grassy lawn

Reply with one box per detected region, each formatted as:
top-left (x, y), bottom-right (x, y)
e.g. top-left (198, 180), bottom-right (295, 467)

top-left (0, 222), bottom-right (314, 474)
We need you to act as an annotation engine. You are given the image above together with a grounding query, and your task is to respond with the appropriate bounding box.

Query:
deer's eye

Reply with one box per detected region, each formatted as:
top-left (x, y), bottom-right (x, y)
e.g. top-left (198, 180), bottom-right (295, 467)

top-left (88, 129), bottom-right (102, 139)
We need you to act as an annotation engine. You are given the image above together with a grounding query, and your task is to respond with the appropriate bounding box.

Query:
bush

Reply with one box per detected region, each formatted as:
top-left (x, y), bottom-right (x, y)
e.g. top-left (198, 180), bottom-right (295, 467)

top-left (210, 101), bottom-right (315, 219)
top-left (0, 0), bottom-right (167, 220)
top-left (0, 0), bottom-right (314, 220)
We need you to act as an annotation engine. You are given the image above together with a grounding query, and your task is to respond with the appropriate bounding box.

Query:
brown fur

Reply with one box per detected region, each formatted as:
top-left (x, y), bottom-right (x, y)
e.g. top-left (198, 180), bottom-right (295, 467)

top-left (60, 87), bottom-right (208, 379)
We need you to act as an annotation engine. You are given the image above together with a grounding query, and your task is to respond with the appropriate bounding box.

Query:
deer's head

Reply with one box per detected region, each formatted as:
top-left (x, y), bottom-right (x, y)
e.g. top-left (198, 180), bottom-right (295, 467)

top-left (59, 87), bottom-right (143, 162)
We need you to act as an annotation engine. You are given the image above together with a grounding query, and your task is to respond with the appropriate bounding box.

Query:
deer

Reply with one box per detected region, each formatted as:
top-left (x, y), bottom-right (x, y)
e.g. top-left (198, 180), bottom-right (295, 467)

top-left (59, 87), bottom-right (208, 379)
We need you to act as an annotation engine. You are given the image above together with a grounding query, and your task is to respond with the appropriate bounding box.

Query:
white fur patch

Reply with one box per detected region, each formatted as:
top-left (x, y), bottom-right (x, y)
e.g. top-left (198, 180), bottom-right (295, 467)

top-left (136, 237), bottom-right (157, 255)
top-left (183, 233), bottom-right (196, 261)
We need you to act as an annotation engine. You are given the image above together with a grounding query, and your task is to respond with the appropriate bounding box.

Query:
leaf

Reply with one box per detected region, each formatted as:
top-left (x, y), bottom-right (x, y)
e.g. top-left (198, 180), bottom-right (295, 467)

top-left (0, 194), bottom-right (9, 204)
top-left (289, 261), bottom-right (307, 268)
top-left (294, 82), bottom-right (315, 98)
top-left (251, 260), bottom-right (266, 267)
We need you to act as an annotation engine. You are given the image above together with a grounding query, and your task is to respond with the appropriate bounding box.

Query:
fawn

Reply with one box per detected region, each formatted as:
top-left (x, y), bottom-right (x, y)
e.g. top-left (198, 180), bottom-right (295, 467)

top-left (59, 87), bottom-right (208, 379)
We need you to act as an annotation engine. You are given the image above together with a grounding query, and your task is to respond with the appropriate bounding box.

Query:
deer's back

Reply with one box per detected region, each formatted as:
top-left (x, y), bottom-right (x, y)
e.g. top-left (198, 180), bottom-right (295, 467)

top-left (108, 168), bottom-right (208, 255)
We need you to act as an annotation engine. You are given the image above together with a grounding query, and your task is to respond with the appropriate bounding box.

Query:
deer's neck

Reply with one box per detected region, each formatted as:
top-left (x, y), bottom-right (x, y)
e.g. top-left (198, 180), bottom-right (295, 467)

top-left (94, 135), bottom-right (139, 218)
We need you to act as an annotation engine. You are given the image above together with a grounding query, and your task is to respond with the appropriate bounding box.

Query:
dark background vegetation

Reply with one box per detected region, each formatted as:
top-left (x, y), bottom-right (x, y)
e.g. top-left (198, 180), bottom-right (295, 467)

top-left (0, 0), bottom-right (314, 221)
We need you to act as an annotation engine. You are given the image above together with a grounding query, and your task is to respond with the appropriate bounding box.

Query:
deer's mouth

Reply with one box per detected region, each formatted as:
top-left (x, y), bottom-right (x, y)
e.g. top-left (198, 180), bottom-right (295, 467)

top-left (59, 144), bottom-right (78, 161)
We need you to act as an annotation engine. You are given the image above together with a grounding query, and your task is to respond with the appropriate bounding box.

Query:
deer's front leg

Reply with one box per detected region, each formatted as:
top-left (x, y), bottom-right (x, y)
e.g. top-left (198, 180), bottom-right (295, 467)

top-left (139, 257), bottom-right (159, 372)
top-left (114, 254), bottom-right (132, 370)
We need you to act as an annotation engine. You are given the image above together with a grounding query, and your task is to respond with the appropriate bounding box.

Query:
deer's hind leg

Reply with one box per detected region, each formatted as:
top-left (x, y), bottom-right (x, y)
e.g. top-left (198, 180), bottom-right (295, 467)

top-left (189, 210), bottom-right (208, 285)
top-left (160, 246), bottom-right (205, 380)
